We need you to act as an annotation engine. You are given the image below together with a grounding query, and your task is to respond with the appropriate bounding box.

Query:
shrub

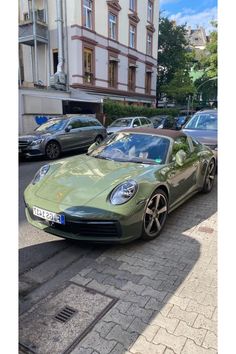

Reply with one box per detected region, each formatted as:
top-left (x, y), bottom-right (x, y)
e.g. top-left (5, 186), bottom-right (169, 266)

top-left (103, 101), bottom-right (180, 126)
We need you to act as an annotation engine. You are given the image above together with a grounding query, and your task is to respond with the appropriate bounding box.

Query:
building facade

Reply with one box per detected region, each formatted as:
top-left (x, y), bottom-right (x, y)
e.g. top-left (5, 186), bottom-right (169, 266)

top-left (19, 0), bottom-right (160, 133)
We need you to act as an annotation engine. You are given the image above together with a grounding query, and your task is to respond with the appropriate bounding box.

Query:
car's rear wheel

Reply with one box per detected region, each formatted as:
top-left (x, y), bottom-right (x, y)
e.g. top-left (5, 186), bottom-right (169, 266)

top-left (141, 189), bottom-right (168, 240)
top-left (201, 159), bottom-right (216, 193)
top-left (45, 141), bottom-right (61, 160)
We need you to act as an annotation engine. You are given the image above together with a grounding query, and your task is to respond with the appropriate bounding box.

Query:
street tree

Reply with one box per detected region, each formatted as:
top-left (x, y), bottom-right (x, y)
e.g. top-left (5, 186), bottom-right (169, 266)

top-left (157, 16), bottom-right (194, 104)
top-left (161, 69), bottom-right (195, 105)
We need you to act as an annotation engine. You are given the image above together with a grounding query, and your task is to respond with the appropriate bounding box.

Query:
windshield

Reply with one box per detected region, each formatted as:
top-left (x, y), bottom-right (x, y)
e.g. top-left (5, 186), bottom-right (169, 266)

top-left (88, 132), bottom-right (170, 164)
top-left (184, 113), bottom-right (217, 130)
top-left (110, 119), bottom-right (133, 127)
top-left (35, 119), bottom-right (67, 132)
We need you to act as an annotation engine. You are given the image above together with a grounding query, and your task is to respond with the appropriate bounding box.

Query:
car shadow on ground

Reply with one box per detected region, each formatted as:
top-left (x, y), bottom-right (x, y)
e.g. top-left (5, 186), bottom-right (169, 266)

top-left (19, 183), bottom-right (217, 353)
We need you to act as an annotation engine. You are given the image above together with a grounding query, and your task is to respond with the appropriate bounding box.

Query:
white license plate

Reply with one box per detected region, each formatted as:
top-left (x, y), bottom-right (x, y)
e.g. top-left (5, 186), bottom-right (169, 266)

top-left (33, 206), bottom-right (65, 225)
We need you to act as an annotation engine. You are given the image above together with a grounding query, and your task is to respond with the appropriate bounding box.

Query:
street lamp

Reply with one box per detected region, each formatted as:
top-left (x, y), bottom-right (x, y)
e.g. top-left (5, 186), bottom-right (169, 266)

top-left (191, 76), bottom-right (217, 111)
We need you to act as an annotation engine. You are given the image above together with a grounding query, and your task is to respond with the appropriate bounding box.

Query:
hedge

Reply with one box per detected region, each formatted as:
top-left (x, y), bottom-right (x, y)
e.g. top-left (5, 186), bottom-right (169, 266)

top-left (103, 101), bottom-right (181, 126)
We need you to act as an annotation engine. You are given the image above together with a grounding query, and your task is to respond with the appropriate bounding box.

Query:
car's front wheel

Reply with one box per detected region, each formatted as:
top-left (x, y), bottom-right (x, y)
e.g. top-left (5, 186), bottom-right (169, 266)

top-left (141, 188), bottom-right (168, 240)
top-left (45, 141), bottom-right (61, 160)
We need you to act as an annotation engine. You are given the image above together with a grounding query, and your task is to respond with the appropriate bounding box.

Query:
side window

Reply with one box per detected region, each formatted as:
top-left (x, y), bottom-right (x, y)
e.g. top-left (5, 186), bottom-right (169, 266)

top-left (90, 119), bottom-right (102, 127)
top-left (172, 137), bottom-right (191, 158)
top-left (70, 118), bottom-right (82, 129)
top-left (133, 119), bottom-right (141, 127)
top-left (140, 118), bottom-right (148, 125)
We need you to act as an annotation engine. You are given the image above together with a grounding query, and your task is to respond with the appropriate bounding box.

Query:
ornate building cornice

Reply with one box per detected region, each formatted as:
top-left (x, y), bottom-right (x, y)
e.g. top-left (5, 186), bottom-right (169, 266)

top-left (146, 24), bottom-right (156, 33)
top-left (106, 0), bottom-right (121, 12)
top-left (128, 13), bottom-right (140, 24)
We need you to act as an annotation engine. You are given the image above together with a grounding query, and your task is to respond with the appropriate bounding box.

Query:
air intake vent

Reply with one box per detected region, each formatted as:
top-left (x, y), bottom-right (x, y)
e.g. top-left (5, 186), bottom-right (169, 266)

top-left (54, 306), bottom-right (78, 323)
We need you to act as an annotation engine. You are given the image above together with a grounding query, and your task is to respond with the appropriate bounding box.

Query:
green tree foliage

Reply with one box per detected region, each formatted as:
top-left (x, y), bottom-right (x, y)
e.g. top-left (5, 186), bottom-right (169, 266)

top-left (157, 17), bottom-right (195, 104)
top-left (161, 70), bottom-right (195, 104)
top-left (201, 21), bottom-right (217, 79)
top-left (193, 22), bottom-right (218, 104)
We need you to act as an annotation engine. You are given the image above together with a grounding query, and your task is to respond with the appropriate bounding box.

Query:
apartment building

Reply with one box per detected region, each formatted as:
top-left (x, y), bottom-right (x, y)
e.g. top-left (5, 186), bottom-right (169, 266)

top-left (19, 0), bottom-right (160, 133)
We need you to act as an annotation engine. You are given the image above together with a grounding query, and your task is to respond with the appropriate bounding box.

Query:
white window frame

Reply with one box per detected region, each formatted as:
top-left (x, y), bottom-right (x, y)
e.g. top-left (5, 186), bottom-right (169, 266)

top-left (147, 1), bottom-right (153, 23)
top-left (109, 12), bottom-right (117, 40)
top-left (129, 24), bottom-right (136, 48)
top-left (83, 0), bottom-right (93, 29)
top-left (147, 33), bottom-right (152, 55)
top-left (129, 0), bottom-right (135, 11)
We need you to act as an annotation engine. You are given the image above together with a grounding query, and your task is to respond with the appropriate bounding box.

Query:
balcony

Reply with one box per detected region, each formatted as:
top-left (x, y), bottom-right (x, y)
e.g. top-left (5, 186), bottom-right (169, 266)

top-left (19, 9), bottom-right (48, 46)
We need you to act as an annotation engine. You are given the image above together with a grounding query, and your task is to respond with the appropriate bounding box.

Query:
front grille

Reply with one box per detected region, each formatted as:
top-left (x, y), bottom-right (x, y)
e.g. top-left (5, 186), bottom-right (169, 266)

top-left (19, 140), bottom-right (31, 149)
top-left (28, 207), bottom-right (121, 238)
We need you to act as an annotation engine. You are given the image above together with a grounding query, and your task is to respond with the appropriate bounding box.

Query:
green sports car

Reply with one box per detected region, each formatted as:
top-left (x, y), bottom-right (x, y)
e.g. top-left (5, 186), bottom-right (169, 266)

top-left (24, 128), bottom-right (216, 243)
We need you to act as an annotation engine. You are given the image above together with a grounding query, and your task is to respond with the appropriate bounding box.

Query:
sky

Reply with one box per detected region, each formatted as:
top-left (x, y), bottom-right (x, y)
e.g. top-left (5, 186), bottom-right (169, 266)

top-left (160, 0), bottom-right (217, 33)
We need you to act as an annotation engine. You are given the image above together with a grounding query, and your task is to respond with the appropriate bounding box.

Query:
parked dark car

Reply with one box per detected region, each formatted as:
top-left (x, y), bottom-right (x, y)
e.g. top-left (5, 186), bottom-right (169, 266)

top-left (19, 116), bottom-right (107, 160)
top-left (149, 115), bottom-right (176, 129)
top-left (183, 110), bottom-right (217, 158)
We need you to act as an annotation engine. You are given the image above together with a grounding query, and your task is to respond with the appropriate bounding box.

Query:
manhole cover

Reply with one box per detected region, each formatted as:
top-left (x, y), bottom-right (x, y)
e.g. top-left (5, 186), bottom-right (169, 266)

top-left (19, 283), bottom-right (117, 354)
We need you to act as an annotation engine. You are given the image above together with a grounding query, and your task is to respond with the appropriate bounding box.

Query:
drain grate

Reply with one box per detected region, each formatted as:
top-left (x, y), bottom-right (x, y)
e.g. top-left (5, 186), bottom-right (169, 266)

top-left (54, 306), bottom-right (78, 323)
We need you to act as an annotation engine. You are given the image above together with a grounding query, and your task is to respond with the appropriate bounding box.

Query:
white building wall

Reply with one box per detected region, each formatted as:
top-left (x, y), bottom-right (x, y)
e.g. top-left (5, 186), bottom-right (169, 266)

top-left (118, 55), bottom-right (128, 90)
top-left (95, 47), bottom-right (108, 86)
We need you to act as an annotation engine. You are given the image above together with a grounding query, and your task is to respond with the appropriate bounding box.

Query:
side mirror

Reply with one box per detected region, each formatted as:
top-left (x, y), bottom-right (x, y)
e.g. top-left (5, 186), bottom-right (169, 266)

top-left (88, 141), bottom-right (99, 153)
top-left (175, 149), bottom-right (187, 166)
top-left (133, 123), bottom-right (138, 127)
top-left (65, 125), bottom-right (72, 133)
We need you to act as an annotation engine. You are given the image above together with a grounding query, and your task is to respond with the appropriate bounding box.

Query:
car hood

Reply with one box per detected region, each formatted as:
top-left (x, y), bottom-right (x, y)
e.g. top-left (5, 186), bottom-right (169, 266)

top-left (183, 129), bottom-right (217, 145)
top-left (35, 154), bottom-right (160, 206)
top-left (19, 131), bottom-right (51, 142)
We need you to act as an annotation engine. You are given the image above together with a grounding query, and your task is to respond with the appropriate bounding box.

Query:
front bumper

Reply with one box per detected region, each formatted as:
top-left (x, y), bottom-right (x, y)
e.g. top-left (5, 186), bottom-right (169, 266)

top-left (19, 144), bottom-right (44, 157)
top-left (25, 201), bottom-right (145, 244)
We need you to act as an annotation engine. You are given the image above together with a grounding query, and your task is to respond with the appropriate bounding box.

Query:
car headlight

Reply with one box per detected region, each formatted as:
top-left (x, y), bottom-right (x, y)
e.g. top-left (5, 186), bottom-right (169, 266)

top-left (31, 139), bottom-right (44, 146)
top-left (110, 180), bottom-right (138, 205)
top-left (32, 164), bottom-right (50, 185)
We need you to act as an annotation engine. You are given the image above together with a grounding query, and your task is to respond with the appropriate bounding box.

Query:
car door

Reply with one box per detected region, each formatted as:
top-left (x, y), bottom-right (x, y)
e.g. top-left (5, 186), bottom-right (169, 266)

top-left (167, 136), bottom-right (199, 209)
top-left (63, 117), bottom-right (85, 150)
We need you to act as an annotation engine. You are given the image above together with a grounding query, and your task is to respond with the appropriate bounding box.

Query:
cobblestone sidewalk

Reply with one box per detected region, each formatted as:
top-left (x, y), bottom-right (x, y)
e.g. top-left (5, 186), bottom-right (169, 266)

top-left (69, 182), bottom-right (217, 354)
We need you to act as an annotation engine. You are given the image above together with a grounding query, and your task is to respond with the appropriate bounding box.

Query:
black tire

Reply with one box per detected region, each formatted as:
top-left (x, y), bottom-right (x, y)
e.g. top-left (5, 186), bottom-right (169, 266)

top-left (141, 188), bottom-right (168, 241)
top-left (201, 159), bottom-right (216, 193)
top-left (95, 135), bottom-right (103, 144)
top-left (45, 141), bottom-right (61, 160)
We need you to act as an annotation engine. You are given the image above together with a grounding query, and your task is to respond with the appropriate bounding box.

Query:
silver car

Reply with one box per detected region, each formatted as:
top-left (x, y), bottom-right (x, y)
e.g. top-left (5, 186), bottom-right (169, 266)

top-left (19, 116), bottom-right (107, 159)
top-left (107, 116), bottom-right (153, 135)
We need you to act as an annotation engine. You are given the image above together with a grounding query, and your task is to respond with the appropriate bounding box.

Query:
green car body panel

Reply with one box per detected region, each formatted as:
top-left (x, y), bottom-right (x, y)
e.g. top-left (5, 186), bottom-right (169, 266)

top-left (24, 129), bottom-right (215, 243)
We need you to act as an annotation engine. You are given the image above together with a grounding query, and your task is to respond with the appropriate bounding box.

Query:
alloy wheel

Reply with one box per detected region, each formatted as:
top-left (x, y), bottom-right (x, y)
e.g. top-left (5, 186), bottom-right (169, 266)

top-left (46, 142), bottom-right (60, 160)
top-left (144, 192), bottom-right (168, 238)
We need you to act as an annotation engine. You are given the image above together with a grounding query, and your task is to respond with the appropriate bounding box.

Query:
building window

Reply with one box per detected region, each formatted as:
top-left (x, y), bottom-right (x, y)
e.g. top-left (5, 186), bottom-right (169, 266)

top-left (83, 47), bottom-right (94, 84)
top-left (129, 0), bottom-right (136, 12)
top-left (109, 12), bottom-right (118, 40)
top-left (145, 71), bottom-right (152, 94)
top-left (109, 60), bottom-right (118, 88)
top-left (129, 24), bottom-right (136, 48)
top-left (128, 65), bottom-right (136, 91)
top-left (147, 0), bottom-right (153, 23)
top-left (53, 49), bottom-right (58, 74)
top-left (147, 32), bottom-right (153, 56)
top-left (83, 0), bottom-right (93, 29)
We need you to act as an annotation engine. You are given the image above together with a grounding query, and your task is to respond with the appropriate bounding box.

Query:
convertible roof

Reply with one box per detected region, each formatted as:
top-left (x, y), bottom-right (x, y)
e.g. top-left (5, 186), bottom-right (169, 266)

top-left (120, 128), bottom-right (187, 139)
